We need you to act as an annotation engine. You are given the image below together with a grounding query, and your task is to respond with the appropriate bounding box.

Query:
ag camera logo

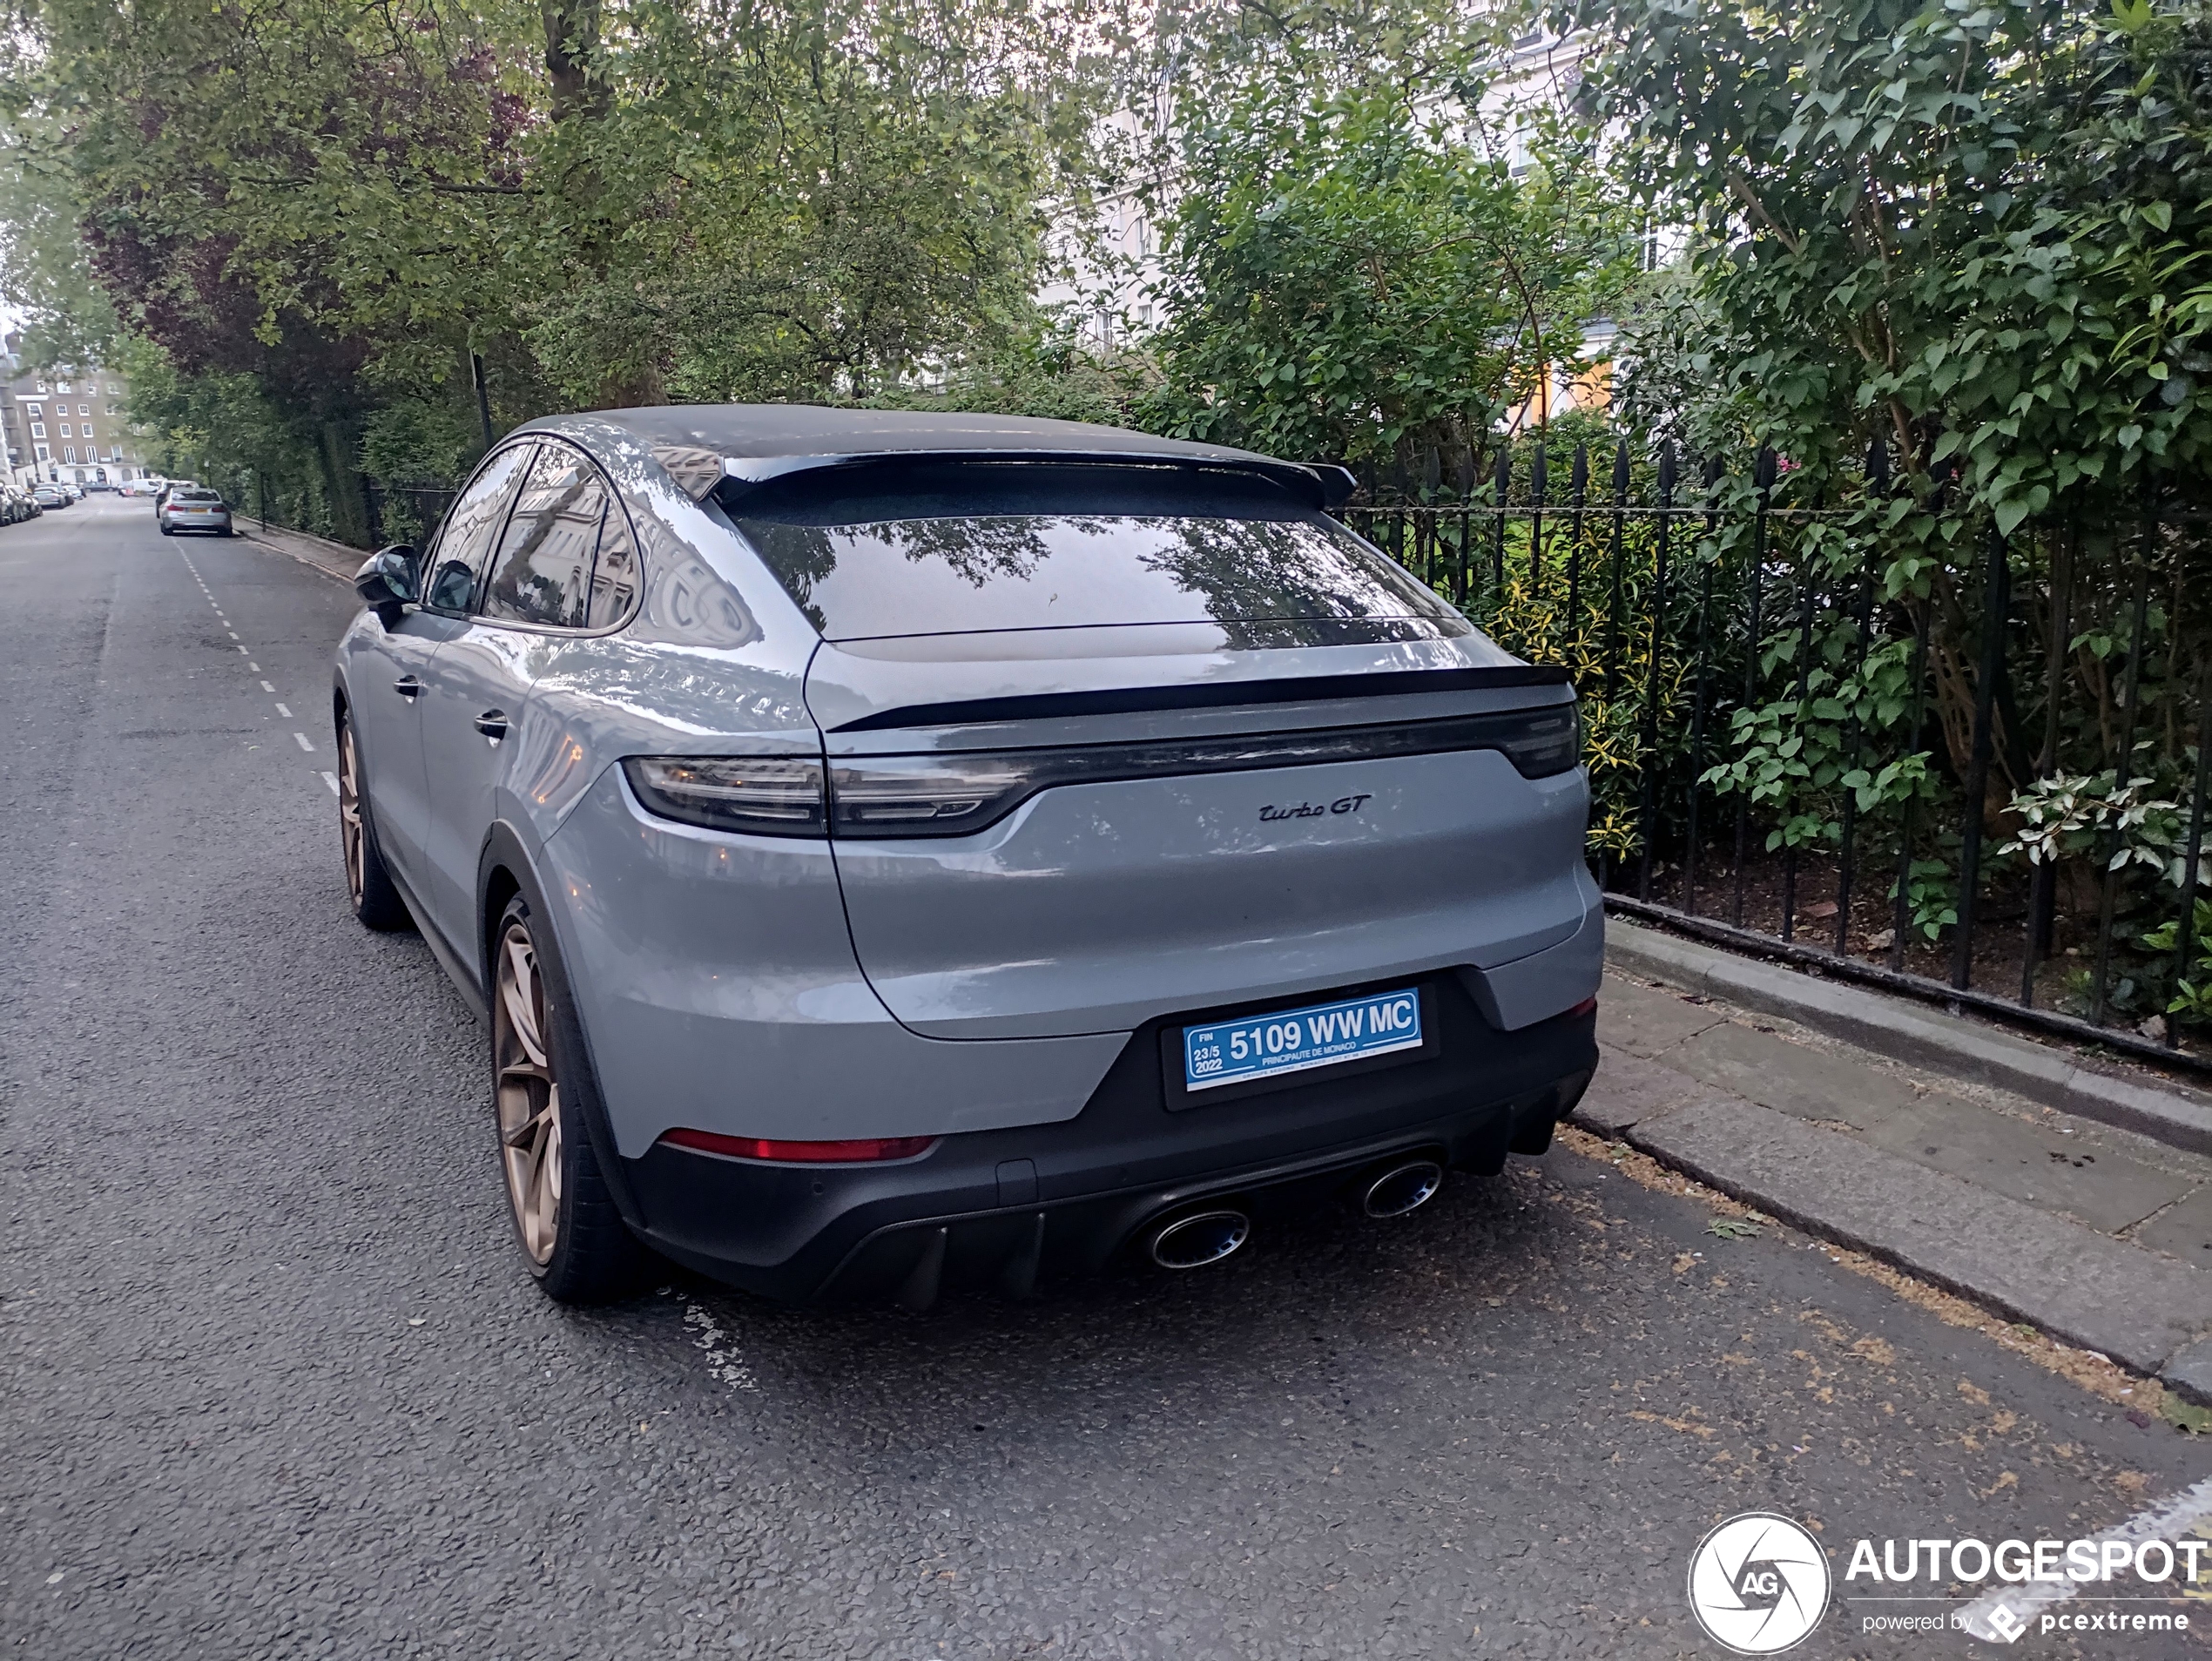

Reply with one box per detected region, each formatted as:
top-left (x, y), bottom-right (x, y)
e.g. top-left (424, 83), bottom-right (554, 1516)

top-left (1688, 1513), bottom-right (1832, 1654)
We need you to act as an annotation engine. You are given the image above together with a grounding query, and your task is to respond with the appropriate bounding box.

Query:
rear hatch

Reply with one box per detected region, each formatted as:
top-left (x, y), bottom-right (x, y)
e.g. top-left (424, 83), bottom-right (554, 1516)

top-left (733, 461), bottom-right (1591, 1041)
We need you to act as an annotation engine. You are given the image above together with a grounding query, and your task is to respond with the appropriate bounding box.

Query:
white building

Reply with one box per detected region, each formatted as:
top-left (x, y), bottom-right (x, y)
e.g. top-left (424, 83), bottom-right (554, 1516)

top-left (0, 340), bottom-right (157, 488)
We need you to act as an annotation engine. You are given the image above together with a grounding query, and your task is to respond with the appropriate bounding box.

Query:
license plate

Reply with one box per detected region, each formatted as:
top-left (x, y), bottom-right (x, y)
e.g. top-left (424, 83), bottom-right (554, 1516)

top-left (1181, 986), bottom-right (1425, 1094)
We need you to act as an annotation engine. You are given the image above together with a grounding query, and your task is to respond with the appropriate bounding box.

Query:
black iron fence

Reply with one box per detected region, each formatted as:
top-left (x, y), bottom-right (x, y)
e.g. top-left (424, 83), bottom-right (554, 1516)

top-left (1348, 443), bottom-right (2212, 1076)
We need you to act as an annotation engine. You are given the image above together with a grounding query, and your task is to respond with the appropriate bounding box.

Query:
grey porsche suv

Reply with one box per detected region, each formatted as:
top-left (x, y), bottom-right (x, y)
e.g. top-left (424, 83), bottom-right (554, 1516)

top-left (334, 408), bottom-right (1601, 1305)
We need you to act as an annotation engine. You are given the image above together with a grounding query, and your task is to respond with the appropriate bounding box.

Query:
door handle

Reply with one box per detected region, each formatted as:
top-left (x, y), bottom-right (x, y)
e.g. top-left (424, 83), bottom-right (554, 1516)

top-left (474, 709), bottom-right (509, 743)
top-left (393, 675), bottom-right (422, 699)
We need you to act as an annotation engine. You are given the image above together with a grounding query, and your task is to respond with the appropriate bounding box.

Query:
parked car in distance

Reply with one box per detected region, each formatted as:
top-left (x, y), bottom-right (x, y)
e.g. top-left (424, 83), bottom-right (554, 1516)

top-left (31, 484), bottom-right (68, 510)
top-left (61, 483), bottom-right (82, 503)
top-left (334, 406), bottom-right (1601, 1308)
top-left (158, 486), bottom-right (233, 537)
top-left (8, 486), bottom-right (37, 521)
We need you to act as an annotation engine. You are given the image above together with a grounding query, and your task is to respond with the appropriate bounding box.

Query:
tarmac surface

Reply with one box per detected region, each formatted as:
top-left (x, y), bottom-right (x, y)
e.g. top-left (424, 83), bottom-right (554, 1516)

top-left (3, 496), bottom-right (2207, 1657)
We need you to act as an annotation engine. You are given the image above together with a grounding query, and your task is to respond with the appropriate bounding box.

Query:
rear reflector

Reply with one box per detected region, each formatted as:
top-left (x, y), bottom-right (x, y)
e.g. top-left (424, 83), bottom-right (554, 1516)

top-left (658, 1129), bottom-right (939, 1164)
top-left (1565, 996), bottom-right (1598, 1017)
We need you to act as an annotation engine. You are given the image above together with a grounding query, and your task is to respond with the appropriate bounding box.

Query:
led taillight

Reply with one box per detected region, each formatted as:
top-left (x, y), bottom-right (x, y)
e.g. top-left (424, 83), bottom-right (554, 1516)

top-left (658, 1129), bottom-right (939, 1163)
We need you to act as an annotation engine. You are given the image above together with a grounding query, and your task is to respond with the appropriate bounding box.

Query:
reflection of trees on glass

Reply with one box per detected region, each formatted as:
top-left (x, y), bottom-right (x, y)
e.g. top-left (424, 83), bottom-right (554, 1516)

top-left (737, 511), bottom-right (1463, 638)
top-left (484, 448), bottom-right (605, 628)
top-left (1123, 516), bottom-right (1460, 625)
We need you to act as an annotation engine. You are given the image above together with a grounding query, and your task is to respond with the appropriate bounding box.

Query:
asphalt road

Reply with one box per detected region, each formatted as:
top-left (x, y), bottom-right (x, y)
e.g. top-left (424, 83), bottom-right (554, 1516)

top-left (3, 496), bottom-right (2207, 1659)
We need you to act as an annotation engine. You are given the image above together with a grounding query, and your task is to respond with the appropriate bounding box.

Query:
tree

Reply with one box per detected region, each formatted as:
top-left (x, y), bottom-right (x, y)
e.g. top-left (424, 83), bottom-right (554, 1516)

top-left (1571, 0), bottom-right (2212, 523)
top-left (1137, 69), bottom-right (1642, 492)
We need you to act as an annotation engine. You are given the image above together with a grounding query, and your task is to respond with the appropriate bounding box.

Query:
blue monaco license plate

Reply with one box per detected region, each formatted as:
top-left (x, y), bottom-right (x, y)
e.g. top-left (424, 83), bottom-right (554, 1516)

top-left (1181, 986), bottom-right (1425, 1094)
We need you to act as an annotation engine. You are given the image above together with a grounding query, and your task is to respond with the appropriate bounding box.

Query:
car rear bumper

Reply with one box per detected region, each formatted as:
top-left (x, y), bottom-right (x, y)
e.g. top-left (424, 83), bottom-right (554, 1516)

top-left (615, 980), bottom-right (1596, 1305)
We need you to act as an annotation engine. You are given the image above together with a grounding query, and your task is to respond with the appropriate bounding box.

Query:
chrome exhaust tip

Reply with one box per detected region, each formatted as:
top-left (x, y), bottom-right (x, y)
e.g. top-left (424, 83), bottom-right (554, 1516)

top-left (1362, 1158), bottom-right (1445, 1219)
top-left (1148, 1209), bottom-right (1251, 1270)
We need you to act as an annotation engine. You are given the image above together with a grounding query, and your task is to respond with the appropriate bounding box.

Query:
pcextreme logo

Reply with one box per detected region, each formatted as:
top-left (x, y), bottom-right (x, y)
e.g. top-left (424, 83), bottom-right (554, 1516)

top-left (1687, 1513), bottom-right (1833, 1654)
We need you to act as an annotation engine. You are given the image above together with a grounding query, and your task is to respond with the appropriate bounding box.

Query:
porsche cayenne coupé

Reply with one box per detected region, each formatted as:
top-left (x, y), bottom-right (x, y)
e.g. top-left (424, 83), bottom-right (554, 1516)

top-left (334, 408), bottom-right (1601, 1306)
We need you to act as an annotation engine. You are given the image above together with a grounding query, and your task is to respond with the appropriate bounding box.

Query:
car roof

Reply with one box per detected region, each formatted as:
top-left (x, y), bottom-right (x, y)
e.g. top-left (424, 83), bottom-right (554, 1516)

top-left (522, 404), bottom-right (1356, 510)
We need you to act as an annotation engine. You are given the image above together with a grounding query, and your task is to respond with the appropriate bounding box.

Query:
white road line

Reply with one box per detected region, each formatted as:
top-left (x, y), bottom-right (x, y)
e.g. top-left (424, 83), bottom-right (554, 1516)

top-left (260, 680), bottom-right (275, 692)
top-left (1959, 1474), bottom-right (2212, 1641)
top-left (246, 661), bottom-right (258, 672)
top-left (237, 647), bottom-right (248, 656)
top-left (273, 703), bottom-right (292, 718)
top-left (293, 733), bottom-right (314, 753)
top-left (320, 772), bottom-right (340, 796)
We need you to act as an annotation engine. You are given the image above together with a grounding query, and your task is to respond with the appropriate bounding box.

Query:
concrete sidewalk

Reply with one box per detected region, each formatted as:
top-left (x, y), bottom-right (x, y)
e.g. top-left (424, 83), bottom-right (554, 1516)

top-left (1580, 949), bottom-right (2212, 1401)
top-left (239, 521), bottom-right (361, 586)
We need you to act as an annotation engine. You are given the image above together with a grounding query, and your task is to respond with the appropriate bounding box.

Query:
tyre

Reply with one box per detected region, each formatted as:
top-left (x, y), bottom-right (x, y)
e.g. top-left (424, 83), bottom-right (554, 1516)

top-left (491, 893), bottom-right (642, 1301)
top-left (159, 523), bottom-right (173, 535)
top-left (336, 712), bottom-right (411, 931)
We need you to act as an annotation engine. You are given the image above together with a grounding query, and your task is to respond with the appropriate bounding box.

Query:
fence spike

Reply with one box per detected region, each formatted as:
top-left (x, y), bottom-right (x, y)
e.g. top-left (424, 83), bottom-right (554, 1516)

top-left (1754, 445), bottom-right (1778, 493)
top-left (1866, 435), bottom-right (1890, 493)
top-left (1612, 441), bottom-right (1630, 496)
top-left (1571, 443), bottom-right (1588, 496)
top-left (1659, 442), bottom-right (1677, 494)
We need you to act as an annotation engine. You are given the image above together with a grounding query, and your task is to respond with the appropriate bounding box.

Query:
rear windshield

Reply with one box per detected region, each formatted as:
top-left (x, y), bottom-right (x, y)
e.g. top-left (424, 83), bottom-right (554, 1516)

top-left (175, 490), bottom-right (223, 503)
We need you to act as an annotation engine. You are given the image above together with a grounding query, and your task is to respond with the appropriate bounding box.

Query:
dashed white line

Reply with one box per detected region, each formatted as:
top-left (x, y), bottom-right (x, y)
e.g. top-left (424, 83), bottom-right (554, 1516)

top-left (237, 646), bottom-right (248, 656)
top-left (293, 733), bottom-right (314, 753)
top-left (246, 661), bottom-right (259, 672)
top-left (320, 772), bottom-right (340, 796)
top-left (273, 703), bottom-right (292, 718)
top-left (260, 680), bottom-right (275, 692)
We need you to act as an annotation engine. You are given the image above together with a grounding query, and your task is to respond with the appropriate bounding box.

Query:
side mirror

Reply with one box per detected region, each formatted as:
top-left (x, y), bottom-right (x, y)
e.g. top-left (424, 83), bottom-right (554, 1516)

top-left (354, 544), bottom-right (419, 628)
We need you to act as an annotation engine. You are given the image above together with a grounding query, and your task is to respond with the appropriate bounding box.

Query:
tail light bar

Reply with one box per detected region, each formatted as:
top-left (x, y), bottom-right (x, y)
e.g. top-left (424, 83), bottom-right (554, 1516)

top-left (623, 703), bottom-right (1581, 841)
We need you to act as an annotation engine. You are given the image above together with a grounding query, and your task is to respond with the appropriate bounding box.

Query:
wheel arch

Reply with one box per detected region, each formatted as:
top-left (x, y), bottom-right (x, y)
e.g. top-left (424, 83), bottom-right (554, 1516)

top-left (476, 821), bottom-right (649, 1232)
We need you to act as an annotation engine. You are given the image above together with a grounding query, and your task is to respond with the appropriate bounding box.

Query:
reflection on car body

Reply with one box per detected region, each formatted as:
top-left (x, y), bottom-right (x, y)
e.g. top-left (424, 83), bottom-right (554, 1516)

top-left (332, 407), bottom-right (1601, 1307)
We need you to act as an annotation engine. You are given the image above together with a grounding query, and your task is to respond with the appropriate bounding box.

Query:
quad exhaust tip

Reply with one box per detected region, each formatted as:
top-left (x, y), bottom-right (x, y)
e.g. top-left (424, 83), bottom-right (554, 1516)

top-left (1149, 1209), bottom-right (1251, 1270)
top-left (1363, 1158), bottom-right (1445, 1219)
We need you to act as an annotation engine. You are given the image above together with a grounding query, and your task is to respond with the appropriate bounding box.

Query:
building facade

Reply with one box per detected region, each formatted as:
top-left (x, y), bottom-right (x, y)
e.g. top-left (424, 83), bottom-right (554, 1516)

top-left (0, 338), bottom-right (158, 488)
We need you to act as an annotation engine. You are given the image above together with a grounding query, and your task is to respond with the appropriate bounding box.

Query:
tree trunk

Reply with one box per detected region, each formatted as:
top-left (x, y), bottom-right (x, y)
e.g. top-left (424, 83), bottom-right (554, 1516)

top-left (317, 421), bottom-right (374, 549)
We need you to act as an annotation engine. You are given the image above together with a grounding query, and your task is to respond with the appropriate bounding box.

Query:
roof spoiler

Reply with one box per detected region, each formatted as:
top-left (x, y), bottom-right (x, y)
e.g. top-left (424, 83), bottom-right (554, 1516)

top-left (697, 449), bottom-right (1359, 512)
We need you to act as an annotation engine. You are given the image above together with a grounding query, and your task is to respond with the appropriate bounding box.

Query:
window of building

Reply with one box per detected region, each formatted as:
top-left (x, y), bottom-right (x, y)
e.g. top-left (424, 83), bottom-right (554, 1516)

top-left (56, 381), bottom-right (71, 394)
top-left (61, 447), bottom-right (75, 463)
top-left (57, 424), bottom-right (70, 438)
top-left (24, 402), bottom-right (40, 417)
top-left (77, 404), bottom-right (89, 415)
top-left (33, 444), bottom-right (48, 462)
top-left (105, 383), bottom-right (118, 395)
top-left (30, 423), bottom-right (44, 439)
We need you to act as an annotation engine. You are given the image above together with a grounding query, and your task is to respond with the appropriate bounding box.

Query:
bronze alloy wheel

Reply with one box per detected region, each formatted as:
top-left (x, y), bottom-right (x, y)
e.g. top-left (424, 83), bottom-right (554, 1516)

top-left (495, 917), bottom-right (563, 1266)
top-left (338, 724), bottom-right (367, 908)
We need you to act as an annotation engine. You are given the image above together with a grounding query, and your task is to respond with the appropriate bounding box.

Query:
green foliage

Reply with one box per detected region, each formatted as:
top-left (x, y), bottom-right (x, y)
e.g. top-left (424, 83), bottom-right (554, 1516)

top-left (1573, 0), bottom-right (2212, 522)
top-left (1140, 71), bottom-right (1641, 487)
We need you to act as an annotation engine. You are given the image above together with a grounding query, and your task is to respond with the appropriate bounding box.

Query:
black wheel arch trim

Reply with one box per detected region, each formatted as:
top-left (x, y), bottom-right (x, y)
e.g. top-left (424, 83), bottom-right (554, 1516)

top-left (475, 820), bottom-right (651, 1233)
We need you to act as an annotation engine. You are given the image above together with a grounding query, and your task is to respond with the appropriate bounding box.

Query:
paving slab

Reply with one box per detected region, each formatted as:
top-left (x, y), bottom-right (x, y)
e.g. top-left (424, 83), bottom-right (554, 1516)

top-left (2161, 1336), bottom-right (2212, 1405)
top-left (1594, 974), bottom-right (1726, 1059)
top-left (2132, 1188), bottom-right (2212, 1274)
top-left (1664, 1017), bottom-right (1926, 1131)
top-left (1568, 1050), bottom-right (1702, 1137)
top-left (1608, 916), bottom-right (2212, 1154)
top-left (1628, 1094), bottom-right (2212, 1374)
top-left (1863, 1094), bottom-right (2198, 1236)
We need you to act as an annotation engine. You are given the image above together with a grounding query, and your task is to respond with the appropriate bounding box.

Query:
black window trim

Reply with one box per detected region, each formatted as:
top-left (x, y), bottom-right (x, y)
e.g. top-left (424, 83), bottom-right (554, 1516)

top-left (418, 439), bottom-right (536, 619)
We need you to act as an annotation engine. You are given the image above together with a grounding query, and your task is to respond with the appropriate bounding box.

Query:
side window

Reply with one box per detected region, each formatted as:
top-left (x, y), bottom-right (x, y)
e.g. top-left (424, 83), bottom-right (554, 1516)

top-left (480, 444), bottom-right (605, 629)
top-left (586, 503), bottom-right (639, 629)
top-left (421, 444), bottom-right (534, 614)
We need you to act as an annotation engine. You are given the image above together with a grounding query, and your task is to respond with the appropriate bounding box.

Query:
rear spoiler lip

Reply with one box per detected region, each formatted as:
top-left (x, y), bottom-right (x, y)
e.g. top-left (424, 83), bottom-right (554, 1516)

top-left (711, 449), bottom-right (1359, 511)
top-left (825, 665), bottom-right (1574, 734)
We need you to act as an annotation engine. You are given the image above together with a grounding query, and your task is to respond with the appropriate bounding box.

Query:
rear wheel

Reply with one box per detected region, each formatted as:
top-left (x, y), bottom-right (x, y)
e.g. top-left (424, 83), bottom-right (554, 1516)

top-left (492, 895), bottom-right (640, 1301)
top-left (337, 713), bottom-right (410, 931)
